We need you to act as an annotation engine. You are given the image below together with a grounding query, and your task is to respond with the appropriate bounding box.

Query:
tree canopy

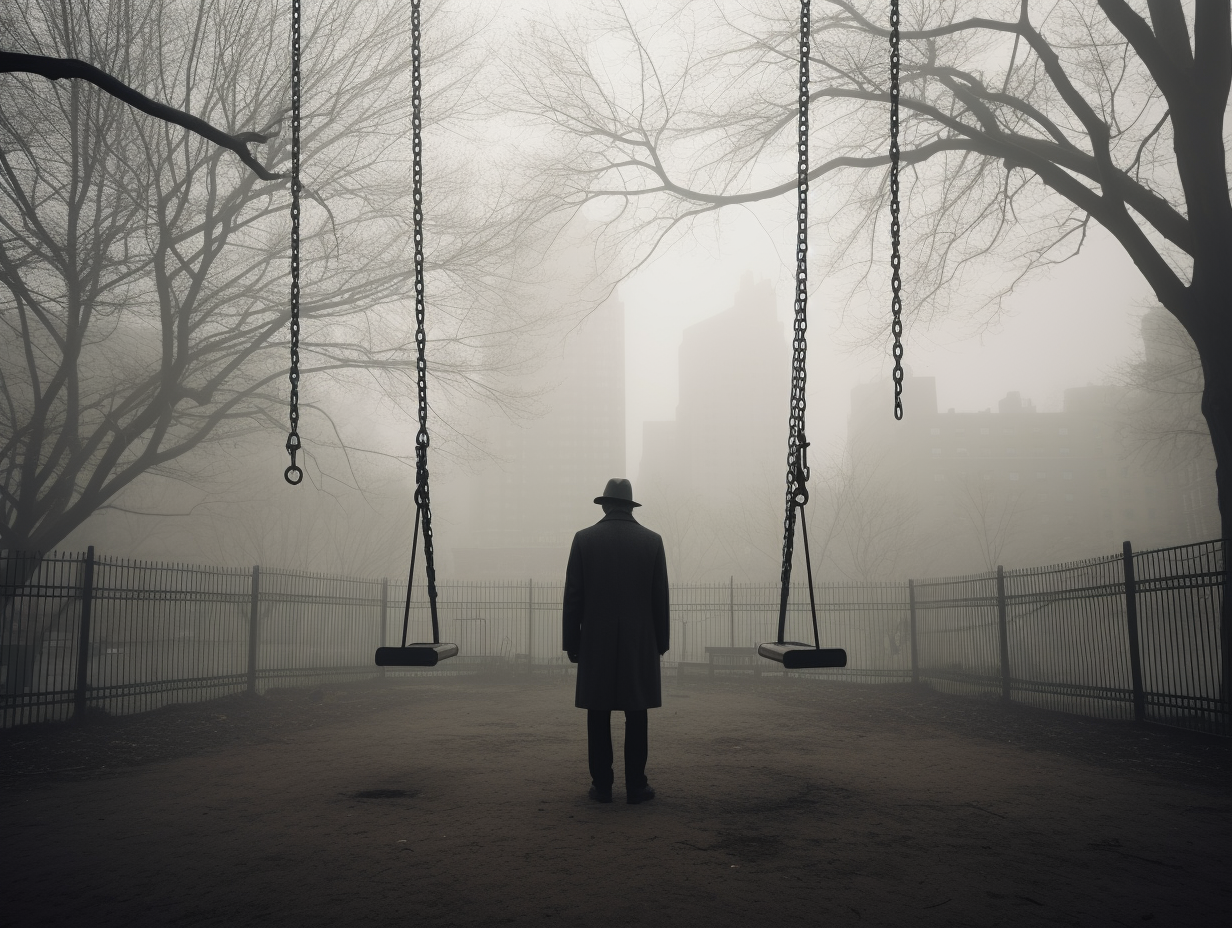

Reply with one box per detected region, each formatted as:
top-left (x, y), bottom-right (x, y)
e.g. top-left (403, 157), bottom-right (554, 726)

top-left (519, 0), bottom-right (1232, 531)
top-left (0, 0), bottom-right (557, 552)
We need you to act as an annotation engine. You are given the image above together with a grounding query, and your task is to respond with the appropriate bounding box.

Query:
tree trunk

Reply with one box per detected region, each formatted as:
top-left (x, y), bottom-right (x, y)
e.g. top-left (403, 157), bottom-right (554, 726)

top-left (1192, 300), bottom-right (1232, 731)
top-left (1, 551), bottom-right (46, 695)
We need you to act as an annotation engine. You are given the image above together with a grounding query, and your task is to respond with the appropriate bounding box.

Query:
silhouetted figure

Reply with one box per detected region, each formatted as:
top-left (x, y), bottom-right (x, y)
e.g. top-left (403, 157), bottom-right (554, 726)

top-left (563, 478), bottom-right (670, 804)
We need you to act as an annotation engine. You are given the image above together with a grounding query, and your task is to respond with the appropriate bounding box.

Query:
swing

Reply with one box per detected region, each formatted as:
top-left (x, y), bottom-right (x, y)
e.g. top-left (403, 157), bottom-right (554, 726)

top-left (758, 433), bottom-right (847, 670)
top-left (271, 1), bottom-right (452, 664)
top-left (373, 0), bottom-right (456, 667)
top-left (759, 0), bottom-right (905, 670)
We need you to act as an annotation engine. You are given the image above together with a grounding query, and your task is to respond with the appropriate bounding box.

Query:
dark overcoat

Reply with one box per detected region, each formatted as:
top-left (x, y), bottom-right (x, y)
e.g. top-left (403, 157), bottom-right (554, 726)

top-left (562, 510), bottom-right (670, 711)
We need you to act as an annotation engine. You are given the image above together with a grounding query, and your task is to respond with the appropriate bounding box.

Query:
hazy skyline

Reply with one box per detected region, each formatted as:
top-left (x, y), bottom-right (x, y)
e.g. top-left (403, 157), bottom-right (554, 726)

top-left (622, 212), bottom-right (1153, 478)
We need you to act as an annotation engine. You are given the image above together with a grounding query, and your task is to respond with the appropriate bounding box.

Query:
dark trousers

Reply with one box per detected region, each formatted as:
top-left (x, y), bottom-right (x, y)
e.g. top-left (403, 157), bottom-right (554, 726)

top-left (587, 709), bottom-right (648, 792)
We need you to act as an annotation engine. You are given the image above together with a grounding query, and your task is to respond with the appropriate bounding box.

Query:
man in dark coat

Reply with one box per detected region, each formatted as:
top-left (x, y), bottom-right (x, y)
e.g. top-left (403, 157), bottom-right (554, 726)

top-left (563, 478), bottom-right (670, 805)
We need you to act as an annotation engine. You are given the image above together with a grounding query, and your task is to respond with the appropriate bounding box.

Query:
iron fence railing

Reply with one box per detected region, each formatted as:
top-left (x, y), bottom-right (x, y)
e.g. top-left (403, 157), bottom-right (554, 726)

top-left (2, 540), bottom-right (1227, 734)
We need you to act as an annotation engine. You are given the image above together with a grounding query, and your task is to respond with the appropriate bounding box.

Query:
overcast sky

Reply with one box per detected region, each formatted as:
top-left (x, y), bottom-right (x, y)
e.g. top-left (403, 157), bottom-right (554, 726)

top-left (487, 1), bottom-right (1159, 478)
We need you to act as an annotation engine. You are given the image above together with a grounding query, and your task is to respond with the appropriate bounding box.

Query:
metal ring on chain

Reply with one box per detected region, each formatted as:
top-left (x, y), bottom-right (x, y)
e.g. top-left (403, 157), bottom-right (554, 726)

top-left (284, 0), bottom-right (304, 484)
top-left (889, 0), bottom-right (905, 419)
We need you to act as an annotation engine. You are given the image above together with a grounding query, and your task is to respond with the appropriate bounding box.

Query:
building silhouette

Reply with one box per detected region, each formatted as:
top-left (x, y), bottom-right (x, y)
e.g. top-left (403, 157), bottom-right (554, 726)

top-left (639, 276), bottom-right (788, 497)
top-left (846, 369), bottom-right (1217, 575)
top-left (636, 276), bottom-right (789, 580)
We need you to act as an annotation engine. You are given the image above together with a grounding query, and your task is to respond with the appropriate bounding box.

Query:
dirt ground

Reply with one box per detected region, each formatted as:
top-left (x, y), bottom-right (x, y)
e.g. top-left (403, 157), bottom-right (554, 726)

top-left (2, 672), bottom-right (1230, 928)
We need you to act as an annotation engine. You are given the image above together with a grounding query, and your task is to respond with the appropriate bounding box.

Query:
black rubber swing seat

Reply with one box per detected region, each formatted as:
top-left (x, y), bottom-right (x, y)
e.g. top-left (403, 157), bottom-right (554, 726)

top-left (375, 643), bottom-right (459, 666)
top-left (757, 642), bottom-right (848, 669)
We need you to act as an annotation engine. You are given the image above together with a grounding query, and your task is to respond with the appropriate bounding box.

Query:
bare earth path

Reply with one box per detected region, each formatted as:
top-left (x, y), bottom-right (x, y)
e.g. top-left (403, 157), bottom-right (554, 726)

top-left (2, 675), bottom-right (1229, 927)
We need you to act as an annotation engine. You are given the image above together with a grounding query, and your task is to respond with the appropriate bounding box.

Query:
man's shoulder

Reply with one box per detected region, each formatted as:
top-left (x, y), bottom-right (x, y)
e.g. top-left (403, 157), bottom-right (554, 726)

top-left (576, 519), bottom-right (661, 545)
top-left (633, 522), bottom-right (664, 545)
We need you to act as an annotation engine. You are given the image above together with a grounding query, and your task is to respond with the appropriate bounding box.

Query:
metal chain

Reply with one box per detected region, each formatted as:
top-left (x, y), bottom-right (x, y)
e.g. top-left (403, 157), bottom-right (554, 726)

top-left (284, 0), bottom-right (304, 485)
top-left (410, 0), bottom-right (441, 644)
top-left (776, 0), bottom-right (811, 646)
top-left (889, 0), bottom-right (904, 420)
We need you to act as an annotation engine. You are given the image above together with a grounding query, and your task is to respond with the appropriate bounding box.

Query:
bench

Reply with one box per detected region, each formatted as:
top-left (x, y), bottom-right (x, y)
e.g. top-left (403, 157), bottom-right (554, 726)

top-left (702, 646), bottom-right (765, 679)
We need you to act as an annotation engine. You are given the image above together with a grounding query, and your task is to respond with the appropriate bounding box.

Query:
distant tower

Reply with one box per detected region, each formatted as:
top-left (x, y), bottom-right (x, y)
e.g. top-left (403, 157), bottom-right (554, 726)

top-left (640, 275), bottom-right (788, 502)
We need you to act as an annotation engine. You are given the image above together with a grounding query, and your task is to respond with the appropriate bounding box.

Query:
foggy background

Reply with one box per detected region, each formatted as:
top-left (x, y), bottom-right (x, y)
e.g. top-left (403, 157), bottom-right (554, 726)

top-left (10, 0), bottom-right (1212, 585)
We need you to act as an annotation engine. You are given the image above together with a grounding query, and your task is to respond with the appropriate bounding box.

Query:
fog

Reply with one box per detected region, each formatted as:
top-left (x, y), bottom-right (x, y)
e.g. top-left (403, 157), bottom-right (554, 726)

top-left (21, 0), bottom-right (1212, 586)
top-left (4, 0), bottom-right (1220, 586)
top-left (3, 5), bottom-right (1229, 925)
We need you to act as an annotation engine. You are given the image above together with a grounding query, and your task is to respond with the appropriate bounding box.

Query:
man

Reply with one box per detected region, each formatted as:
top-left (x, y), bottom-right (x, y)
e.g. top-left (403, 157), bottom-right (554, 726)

top-left (563, 478), bottom-right (670, 805)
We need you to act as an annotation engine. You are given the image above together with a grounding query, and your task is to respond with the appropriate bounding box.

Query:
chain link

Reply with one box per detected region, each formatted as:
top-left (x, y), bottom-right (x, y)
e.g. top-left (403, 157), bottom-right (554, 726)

top-left (410, 0), bottom-right (441, 642)
top-left (889, 0), bottom-right (905, 420)
top-left (284, 0), bottom-right (304, 485)
top-left (777, 0), bottom-right (811, 644)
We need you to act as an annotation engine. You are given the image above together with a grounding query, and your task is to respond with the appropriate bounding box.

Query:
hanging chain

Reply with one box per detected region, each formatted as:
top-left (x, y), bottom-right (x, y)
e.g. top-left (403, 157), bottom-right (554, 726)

top-left (284, 0), bottom-right (304, 485)
top-left (410, 0), bottom-right (441, 643)
top-left (776, 0), bottom-right (811, 646)
top-left (889, 0), bottom-right (905, 420)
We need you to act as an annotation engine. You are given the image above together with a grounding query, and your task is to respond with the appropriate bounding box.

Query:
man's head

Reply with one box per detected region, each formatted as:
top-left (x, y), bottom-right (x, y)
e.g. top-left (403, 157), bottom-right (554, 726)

top-left (594, 477), bottom-right (640, 512)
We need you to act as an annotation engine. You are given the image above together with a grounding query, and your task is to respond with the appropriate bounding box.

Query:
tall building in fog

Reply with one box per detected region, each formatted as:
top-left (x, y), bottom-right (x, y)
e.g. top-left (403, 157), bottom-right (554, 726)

top-left (639, 277), bottom-right (788, 499)
top-left (451, 297), bottom-right (625, 578)
top-left (634, 277), bottom-right (788, 581)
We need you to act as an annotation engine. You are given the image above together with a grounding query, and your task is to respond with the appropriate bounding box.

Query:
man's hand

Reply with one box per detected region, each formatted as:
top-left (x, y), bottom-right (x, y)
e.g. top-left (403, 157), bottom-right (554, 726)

top-left (568, 651), bottom-right (579, 663)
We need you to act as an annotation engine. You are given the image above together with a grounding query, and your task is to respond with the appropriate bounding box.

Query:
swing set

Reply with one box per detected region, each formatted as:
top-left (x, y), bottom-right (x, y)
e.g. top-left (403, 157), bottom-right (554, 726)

top-left (356, 0), bottom-right (898, 671)
top-left (304, 0), bottom-right (906, 671)
top-left (12, 0), bottom-right (907, 670)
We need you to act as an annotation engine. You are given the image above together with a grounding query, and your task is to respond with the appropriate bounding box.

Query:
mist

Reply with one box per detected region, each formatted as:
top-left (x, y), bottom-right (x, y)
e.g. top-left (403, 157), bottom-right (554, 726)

top-left (3, 2), bottom-right (1230, 927)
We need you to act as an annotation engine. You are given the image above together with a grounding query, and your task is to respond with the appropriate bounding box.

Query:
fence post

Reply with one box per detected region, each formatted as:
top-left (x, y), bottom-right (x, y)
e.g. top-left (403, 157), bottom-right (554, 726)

top-left (379, 577), bottom-right (388, 679)
top-left (74, 546), bottom-right (96, 723)
top-left (1122, 541), bottom-right (1146, 723)
top-left (247, 565), bottom-right (260, 695)
top-left (996, 565), bottom-right (1011, 703)
top-left (729, 576), bottom-right (735, 648)
top-left (1223, 539), bottom-right (1232, 737)
top-left (527, 578), bottom-right (534, 674)
top-left (908, 579), bottom-right (919, 685)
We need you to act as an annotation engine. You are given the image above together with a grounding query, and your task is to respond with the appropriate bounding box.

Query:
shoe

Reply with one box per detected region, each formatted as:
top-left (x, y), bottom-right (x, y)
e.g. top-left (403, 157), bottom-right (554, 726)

top-left (588, 786), bottom-right (613, 803)
top-left (626, 785), bottom-right (656, 805)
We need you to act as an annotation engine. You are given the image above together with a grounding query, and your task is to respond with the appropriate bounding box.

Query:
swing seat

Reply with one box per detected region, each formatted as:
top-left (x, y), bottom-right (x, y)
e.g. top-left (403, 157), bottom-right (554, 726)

top-left (757, 642), bottom-right (847, 669)
top-left (375, 643), bottom-right (459, 666)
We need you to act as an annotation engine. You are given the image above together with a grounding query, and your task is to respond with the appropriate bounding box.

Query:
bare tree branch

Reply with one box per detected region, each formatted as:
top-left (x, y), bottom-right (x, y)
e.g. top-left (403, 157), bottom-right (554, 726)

top-left (0, 51), bottom-right (284, 181)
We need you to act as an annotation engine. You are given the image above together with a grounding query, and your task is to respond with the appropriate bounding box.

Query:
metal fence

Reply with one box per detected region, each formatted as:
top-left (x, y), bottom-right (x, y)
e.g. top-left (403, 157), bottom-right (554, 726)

top-left (2, 540), bottom-right (1227, 734)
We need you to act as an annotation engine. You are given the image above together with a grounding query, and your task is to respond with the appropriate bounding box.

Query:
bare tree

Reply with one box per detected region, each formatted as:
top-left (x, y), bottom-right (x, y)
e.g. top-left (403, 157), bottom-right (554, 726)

top-left (636, 481), bottom-right (725, 583)
top-left (0, 0), bottom-right (557, 554)
top-left (811, 450), bottom-right (919, 581)
top-left (1119, 305), bottom-right (1213, 472)
top-left (952, 474), bottom-right (1026, 572)
top-left (518, 0), bottom-right (1232, 539)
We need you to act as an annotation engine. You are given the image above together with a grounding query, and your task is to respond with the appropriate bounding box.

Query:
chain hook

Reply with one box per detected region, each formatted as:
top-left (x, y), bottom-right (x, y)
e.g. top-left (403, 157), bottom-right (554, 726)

top-left (791, 434), bottom-right (811, 508)
top-left (283, 0), bottom-right (305, 484)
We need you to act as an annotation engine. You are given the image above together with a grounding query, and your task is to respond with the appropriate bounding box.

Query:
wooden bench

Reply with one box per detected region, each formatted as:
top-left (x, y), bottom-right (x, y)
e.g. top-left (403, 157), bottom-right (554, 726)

top-left (702, 646), bottom-right (765, 679)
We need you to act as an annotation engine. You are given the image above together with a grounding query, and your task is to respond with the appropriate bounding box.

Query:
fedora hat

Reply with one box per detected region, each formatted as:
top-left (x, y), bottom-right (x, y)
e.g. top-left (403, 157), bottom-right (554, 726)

top-left (594, 477), bottom-right (641, 507)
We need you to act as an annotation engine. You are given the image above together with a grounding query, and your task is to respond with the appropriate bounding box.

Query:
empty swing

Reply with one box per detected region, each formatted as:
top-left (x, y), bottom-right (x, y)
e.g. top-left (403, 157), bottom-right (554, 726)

top-left (760, 0), bottom-right (905, 671)
top-left (276, 1), bottom-right (451, 664)
top-left (373, 0), bottom-right (457, 668)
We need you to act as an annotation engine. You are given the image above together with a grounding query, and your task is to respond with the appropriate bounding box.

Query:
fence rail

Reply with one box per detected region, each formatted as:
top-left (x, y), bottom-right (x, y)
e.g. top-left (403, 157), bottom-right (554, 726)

top-left (2, 540), bottom-right (1228, 735)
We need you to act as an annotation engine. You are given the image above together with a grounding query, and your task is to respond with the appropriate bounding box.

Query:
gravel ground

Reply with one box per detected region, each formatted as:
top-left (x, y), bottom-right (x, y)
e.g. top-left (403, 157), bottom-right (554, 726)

top-left (2, 673), bottom-right (1229, 927)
